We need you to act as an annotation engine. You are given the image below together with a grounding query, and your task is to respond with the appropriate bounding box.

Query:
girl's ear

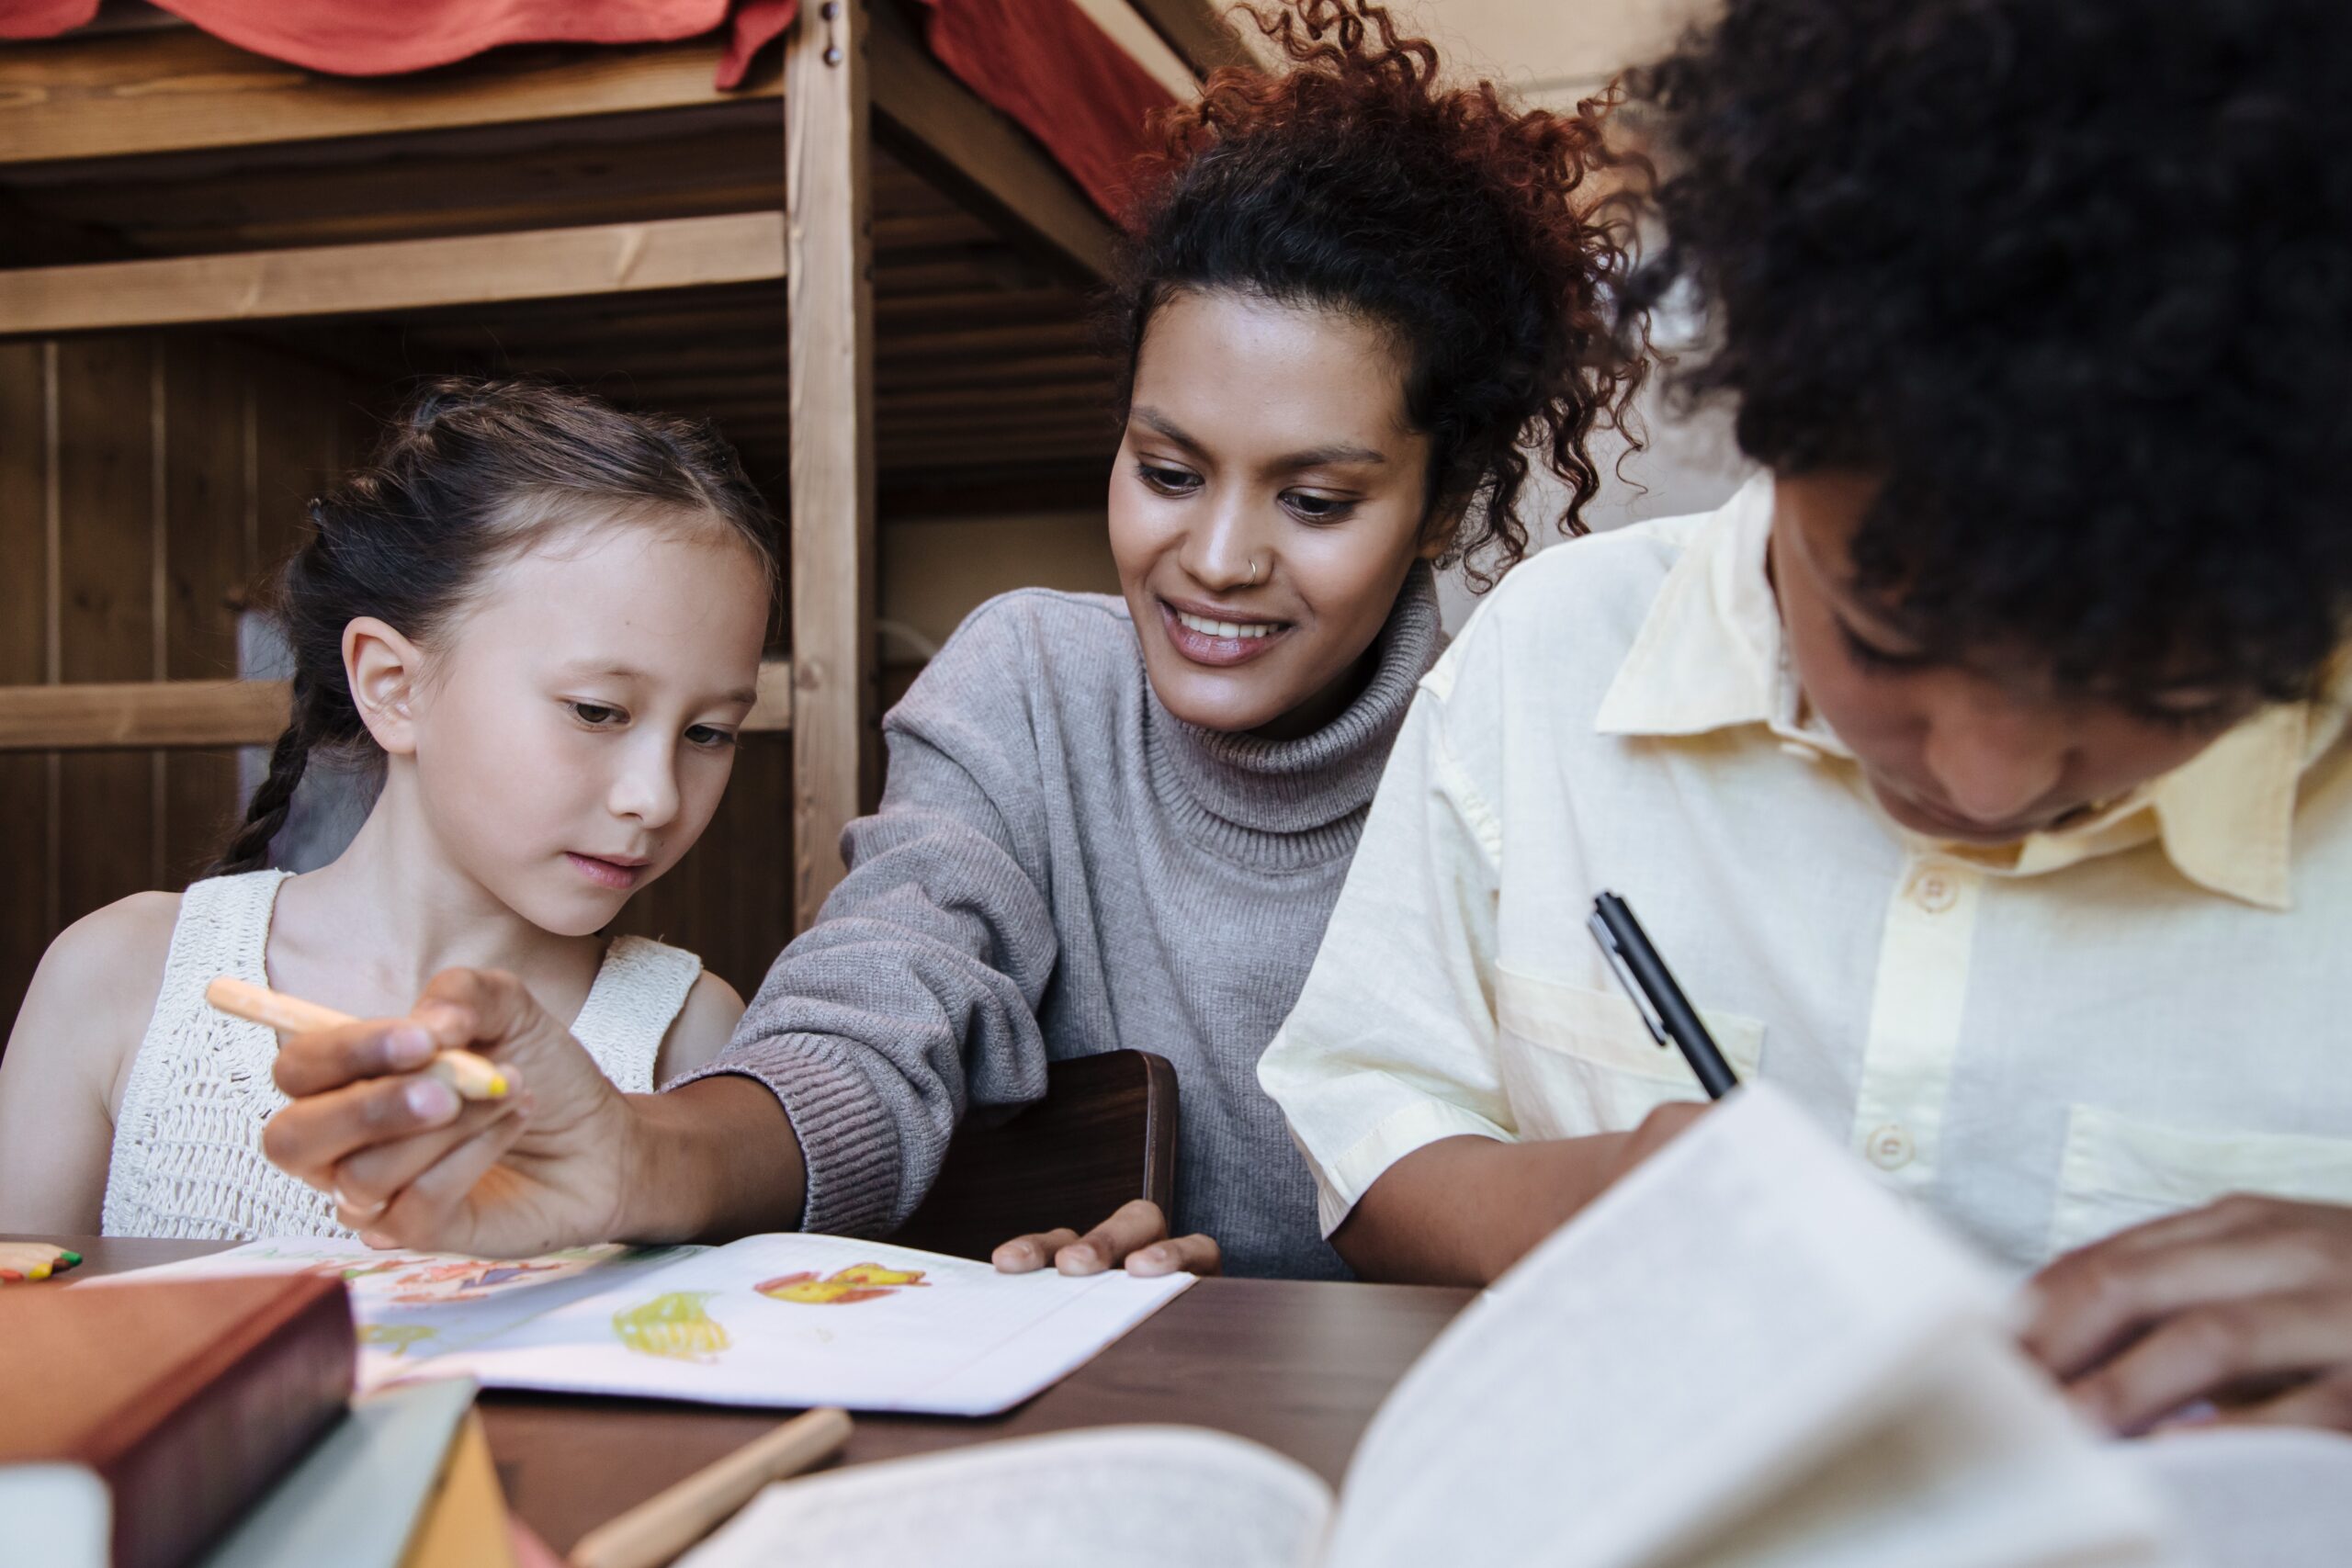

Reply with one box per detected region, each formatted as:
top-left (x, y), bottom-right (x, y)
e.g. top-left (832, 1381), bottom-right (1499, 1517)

top-left (344, 616), bottom-right (425, 756)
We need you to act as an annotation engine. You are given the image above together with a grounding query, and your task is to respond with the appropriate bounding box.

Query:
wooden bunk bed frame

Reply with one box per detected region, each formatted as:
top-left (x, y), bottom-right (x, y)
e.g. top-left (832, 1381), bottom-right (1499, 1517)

top-left (0, 1), bottom-right (1238, 948)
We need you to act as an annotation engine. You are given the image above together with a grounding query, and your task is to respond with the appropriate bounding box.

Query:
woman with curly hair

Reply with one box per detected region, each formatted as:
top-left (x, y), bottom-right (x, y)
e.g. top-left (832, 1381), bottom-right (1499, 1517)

top-left (243, 0), bottom-right (1637, 1280)
top-left (1261, 0), bottom-right (2352, 1432)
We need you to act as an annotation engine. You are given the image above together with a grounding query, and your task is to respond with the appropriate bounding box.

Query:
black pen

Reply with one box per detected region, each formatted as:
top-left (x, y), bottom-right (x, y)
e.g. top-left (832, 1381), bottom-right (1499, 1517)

top-left (1587, 891), bottom-right (1740, 1100)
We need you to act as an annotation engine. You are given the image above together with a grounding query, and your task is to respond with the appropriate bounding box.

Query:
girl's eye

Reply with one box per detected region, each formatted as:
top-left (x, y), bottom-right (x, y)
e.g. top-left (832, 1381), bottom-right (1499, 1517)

top-left (1838, 622), bottom-right (1931, 675)
top-left (1137, 462), bottom-right (1201, 497)
top-left (685, 725), bottom-right (739, 750)
top-left (571, 702), bottom-right (624, 727)
top-left (1283, 491), bottom-right (1357, 523)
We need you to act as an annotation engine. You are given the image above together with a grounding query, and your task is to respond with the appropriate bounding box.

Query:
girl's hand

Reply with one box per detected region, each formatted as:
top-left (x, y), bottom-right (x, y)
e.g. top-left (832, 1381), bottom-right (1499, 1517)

top-left (2021, 1195), bottom-right (2352, 1434)
top-left (262, 967), bottom-right (638, 1257)
top-left (992, 1199), bottom-right (1222, 1278)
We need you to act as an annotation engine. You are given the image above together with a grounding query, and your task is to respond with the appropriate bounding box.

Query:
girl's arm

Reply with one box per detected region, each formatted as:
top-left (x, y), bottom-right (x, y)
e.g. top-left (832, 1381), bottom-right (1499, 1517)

top-left (0, 894), bottom-right (177, 1234)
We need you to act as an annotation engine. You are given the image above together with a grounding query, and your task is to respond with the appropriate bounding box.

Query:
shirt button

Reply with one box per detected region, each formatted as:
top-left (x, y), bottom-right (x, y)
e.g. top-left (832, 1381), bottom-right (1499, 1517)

top-left (1908, 865), bottom-right (1960, 913)
top-left (1867, 1124), bottom-right (1916, 1170)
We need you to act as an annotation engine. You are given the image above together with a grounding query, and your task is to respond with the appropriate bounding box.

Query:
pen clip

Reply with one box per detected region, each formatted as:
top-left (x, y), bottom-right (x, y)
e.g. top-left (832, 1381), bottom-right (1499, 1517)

top-left (1587, 909), bottom-right (1669, 1049)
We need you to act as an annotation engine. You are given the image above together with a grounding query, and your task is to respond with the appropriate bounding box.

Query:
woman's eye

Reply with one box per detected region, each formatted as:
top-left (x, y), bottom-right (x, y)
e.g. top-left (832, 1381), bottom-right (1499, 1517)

top-left (571, 702), bottom-right (623, 727)
top-left (1137, 462), bottom-right (1200, 497)
top-left (1283, 491), bottom-right (1356, 523)
top-left (685, 725), bottom-right (739, 750)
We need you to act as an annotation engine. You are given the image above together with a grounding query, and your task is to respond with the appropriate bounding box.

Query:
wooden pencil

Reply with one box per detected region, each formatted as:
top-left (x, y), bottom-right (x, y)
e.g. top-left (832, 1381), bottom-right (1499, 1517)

top-left (566, 1407), bottom-right (854, 1568)
top-left (203, 976), bottom-right (512, 1100)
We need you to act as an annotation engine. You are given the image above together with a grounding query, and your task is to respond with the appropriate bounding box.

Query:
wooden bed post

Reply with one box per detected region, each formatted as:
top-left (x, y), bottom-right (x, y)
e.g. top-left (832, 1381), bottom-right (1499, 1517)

top-left (786, 0), bottom-right (878, 931)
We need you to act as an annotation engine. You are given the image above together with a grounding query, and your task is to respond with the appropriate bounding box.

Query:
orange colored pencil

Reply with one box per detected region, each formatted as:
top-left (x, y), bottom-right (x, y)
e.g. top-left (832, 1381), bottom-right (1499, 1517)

top-left (204, 976), bottom-right (512, 1100)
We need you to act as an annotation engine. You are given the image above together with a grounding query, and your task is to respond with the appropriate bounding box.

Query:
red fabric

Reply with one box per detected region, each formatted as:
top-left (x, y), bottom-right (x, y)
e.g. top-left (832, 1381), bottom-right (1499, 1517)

top-left (917, 0), bottom-right (1176, 221)
top-left (0, 0), bottom-right (1172, 220)
top-left (0, 0), bottom-right (791, 83)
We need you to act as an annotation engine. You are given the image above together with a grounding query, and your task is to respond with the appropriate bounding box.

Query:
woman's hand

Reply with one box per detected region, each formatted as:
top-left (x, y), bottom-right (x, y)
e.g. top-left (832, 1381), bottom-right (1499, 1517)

top-left (2021, 1194), bottom-right (2352, 1434)
top-left (262, 967), bottom-right (639, 1257)
top-left (992, 1199), bottom-right (1222, 1278)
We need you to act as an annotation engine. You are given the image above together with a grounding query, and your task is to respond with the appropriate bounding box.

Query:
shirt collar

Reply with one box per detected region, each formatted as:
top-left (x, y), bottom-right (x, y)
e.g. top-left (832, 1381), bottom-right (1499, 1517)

top-left (1594, 472), bottom-right (2326, 910)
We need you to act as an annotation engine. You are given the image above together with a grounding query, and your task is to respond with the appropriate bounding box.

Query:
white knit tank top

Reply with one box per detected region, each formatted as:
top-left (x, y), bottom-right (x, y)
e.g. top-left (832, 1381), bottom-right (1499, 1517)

top-left (100, 870), bottom-right (703, 1240)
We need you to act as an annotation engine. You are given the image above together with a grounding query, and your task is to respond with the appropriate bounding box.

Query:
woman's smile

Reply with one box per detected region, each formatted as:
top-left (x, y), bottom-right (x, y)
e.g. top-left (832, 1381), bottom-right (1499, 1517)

top-left (1159, 596), bottom-right (1295, 668)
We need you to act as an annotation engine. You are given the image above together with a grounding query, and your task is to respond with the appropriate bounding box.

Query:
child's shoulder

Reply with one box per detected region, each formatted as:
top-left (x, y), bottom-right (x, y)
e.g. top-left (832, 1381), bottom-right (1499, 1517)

top-left (38, 890), bottom-right (183, 1003)
top-left (655, 967), bottom-right (746, 1082)
top-left (10, 890), bottom-right (184, 1103)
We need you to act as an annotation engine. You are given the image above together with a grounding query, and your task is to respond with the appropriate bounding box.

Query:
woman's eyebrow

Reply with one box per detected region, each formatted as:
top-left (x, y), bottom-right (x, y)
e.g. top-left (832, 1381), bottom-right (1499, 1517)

top-left (1130, 407), bottom-right (1387, 470)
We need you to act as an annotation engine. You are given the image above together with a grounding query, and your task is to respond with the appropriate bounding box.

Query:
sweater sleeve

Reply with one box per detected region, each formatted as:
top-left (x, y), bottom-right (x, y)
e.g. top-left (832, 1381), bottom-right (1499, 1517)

top-left (676, 598), bottom-right (1063, 1237)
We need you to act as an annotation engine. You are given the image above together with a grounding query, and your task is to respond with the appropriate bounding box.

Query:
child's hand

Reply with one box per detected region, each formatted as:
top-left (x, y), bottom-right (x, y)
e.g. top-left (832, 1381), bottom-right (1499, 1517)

top-left (261, 967), bottom-right (637, 1257)
top-left (2020, 1195), bottom-right (2352, 1434)
top-left (991, 1199), bottom-right (1222, 1278)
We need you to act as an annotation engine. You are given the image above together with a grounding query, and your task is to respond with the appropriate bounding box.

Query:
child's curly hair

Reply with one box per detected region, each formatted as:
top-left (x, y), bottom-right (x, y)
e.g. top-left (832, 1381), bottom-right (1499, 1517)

top-left (1111, 0), bottom-right (1641, 589)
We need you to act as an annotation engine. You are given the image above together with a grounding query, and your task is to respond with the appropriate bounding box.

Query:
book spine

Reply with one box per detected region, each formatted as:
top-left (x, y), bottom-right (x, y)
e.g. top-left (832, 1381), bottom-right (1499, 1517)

top-left (105, 1280), bottom-right (356, 1568)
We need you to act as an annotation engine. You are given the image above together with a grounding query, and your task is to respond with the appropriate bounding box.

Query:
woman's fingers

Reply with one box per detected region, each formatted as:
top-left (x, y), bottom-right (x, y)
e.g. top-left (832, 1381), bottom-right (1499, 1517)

top-left (363, 1113), bottom-right (531, 1250)
top-left (325, 1096), bottom-right (525, 1214)
top-left (990, 1201), bottom-right (1182, 1275)
top-left (1125, 1233), bottom-right (1222, 1278)
top-left (992, 1228), bottom-right (1082, 1273)
top-left (273, 1019), bottom-right (438, 1097)
top-left (261, 1073), bottom-right (478, 1191)
top-left (1058, 1201), bottom-right (1173, 1275)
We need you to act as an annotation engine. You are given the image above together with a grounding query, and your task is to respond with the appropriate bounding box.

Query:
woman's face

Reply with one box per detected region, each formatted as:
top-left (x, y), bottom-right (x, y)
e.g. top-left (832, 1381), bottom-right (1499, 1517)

top-left (1108, 289), bottom-right (1442, 739)
top-left (1772, 470), bottom-right (2256, 843)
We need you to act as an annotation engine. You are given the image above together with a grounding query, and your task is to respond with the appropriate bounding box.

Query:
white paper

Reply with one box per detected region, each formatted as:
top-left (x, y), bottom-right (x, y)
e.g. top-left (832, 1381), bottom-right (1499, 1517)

top-left (2123, 1427), bottom-right (2352, 1568)
top-left (77, 1236), bottom-right (685, 1389)
top-left (91, 1232), bottom-right (1193, 1416)
top-left (1324, 1084), bottom-right (2166, 1568)
top-left (680, 1427), bottom-right (1332, 1568)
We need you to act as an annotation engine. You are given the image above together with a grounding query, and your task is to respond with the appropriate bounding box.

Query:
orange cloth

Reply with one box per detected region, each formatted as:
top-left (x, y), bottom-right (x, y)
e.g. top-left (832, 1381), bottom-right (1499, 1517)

top-left (0, 0), bottom-right (1173, 219)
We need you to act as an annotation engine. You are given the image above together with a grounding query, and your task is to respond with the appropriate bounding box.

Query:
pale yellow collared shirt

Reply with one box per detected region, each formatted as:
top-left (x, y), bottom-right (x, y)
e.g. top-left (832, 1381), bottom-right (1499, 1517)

top-left (1259, 477), bottom-right (2352, 1270)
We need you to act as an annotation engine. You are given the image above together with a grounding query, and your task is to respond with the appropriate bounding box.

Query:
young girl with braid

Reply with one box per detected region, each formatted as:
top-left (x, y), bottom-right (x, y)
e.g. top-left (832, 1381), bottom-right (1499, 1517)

top-left (0, 378), bottom-right (778, 1239)
top-left (235, 0), bottom-right (1639, 1279)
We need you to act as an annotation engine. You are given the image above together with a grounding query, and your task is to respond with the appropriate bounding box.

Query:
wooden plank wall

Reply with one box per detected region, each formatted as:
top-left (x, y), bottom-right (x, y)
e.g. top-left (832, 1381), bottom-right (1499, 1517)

top-left (0, 332), bottom-right (797, 1043)
top-left (0, 331), bottom-right (356, 1037)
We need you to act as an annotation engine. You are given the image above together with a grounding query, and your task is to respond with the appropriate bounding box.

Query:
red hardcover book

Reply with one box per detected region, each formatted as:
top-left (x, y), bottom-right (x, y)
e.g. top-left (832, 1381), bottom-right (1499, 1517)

top-left (0, 1273), bottom-right (356, 1568)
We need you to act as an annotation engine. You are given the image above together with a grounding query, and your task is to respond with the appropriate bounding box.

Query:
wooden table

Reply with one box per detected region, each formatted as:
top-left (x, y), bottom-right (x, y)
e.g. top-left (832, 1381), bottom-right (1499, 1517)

top-left (44, 1237), bottom-right (1472, 1554)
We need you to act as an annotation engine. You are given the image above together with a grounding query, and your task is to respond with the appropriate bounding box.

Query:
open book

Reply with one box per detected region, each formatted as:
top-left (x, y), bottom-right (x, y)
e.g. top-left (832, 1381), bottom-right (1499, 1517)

top-left (91, 1232), bottom-right (1190, 1416)
top-left (680, 1086), bottom-right (2352, 1568)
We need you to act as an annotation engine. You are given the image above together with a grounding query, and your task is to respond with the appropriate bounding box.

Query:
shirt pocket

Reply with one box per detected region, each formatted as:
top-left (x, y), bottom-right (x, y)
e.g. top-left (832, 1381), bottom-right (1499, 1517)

top-left (2048, 1106), bottom-right (2352, 1258)
top-left (1493, 962), bottom-right (1768, 1140)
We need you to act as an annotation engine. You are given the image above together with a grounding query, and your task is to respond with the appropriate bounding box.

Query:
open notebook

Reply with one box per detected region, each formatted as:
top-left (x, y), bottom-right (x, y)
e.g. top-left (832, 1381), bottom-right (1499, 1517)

top-left (679, 1086), bottom-right (2352, 1568)
top-left (92, 1232), bottom-right (1191, 1416)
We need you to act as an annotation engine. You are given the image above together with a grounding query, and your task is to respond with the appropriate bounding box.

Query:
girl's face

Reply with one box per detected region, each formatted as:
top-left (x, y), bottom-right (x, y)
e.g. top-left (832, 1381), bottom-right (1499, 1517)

top-left (1772, 470), bottom-right (2256, 843)
top-left (1109, 289), bottom-right (1443, 739)
top-left (388, 524), bottom-right (770, 936)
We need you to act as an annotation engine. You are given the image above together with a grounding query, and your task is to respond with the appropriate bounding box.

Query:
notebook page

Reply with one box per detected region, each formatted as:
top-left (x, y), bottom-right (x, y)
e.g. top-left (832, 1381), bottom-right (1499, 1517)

top-left (80, 1236), bottom-right (695, 1390)
top-left (2123, 1427), bottom-right (2352, 1568)
top-left (1666, 1330), bottom-right (2180, 1568)
top-left (419, 1232), bottom-right (1194, 1415)
top-left (679, 1427), bottom-right (1332, 1568)
top-left (1326, 1083), bottom-right (2004, 1568)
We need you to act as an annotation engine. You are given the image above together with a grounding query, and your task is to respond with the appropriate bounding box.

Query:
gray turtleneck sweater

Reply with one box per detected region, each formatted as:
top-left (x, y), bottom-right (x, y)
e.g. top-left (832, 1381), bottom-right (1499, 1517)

top-left (691, 569), bottom-right (1442, 1279)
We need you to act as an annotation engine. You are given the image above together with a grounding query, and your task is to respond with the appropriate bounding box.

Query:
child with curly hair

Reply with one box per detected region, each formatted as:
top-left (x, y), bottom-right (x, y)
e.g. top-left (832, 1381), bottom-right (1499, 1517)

top-left (243, 0), bottom-right (1641, 1280)
top-left (1261, 0), bottom-right (2352, 1435)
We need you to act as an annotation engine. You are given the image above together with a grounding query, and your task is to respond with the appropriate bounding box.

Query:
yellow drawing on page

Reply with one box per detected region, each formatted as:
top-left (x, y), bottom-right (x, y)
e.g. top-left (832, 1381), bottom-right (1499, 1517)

top-left (756, 1263), bottom-right (929, 1305)
top-left (612, 1291), bottom-right (731, 1361)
